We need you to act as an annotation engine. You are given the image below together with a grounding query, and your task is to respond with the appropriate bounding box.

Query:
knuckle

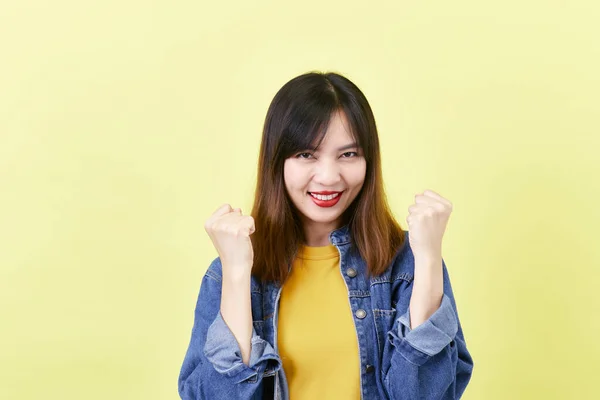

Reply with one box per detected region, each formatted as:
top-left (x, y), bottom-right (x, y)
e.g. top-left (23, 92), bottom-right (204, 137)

top-left (216, 223), bottom-right (229, 234)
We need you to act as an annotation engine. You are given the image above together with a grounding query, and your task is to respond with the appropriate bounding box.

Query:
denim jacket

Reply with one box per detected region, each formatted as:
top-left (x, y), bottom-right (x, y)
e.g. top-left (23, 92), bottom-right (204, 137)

top-left (178, 225), bottom-right (474, 399)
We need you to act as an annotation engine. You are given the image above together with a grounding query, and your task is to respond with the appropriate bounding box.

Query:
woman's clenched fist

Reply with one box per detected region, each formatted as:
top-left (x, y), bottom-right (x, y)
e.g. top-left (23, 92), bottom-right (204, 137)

top-left (204, 204), bottom-right (256, 278)
top-left (406, 189), bottom-right (453, 262)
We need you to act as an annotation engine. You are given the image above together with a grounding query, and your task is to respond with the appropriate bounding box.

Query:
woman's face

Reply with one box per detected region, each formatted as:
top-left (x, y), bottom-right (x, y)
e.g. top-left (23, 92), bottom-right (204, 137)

top-left (284, 110), bottom-right (367, 236)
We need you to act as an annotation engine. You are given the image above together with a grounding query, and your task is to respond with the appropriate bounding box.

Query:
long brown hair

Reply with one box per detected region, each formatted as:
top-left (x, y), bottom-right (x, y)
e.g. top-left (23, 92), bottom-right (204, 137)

top-left (250, 71), bottom-right (405, 284)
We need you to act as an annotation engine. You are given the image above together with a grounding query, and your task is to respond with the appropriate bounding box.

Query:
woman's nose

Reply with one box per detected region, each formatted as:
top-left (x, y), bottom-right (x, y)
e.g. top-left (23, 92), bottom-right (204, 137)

top-left (313, 162), bottom-right (341, 185)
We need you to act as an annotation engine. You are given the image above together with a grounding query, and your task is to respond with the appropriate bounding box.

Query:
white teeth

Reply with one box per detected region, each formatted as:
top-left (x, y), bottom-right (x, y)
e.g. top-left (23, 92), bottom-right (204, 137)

top-left (310, 192), bottom-right (340, 201)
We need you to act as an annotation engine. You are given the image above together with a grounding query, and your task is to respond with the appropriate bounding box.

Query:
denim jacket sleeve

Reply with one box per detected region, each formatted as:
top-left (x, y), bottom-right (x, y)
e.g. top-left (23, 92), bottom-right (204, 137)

top-left (381, 259), bottom-right (474, 399)
top-left (178, 258), bottom-right (282, 400)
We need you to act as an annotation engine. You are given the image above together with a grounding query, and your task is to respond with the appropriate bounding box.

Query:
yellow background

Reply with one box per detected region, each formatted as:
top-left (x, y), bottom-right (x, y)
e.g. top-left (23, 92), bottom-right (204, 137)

top-left (1, 1), bottom-right (598, 399)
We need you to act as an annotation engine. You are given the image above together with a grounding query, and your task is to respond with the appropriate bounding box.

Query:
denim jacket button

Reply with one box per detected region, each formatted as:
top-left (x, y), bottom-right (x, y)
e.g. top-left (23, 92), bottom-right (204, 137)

top-left (346, 267), bottom-right (357, 277)
top-left (366, 364), bottom-right (375, 373)
top-left (355, 309), bottom-right (367, 319)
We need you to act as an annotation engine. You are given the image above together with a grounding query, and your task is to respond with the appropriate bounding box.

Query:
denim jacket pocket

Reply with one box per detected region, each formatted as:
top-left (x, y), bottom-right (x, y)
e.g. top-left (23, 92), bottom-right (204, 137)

top-left (372, 309), bottom-right (395, 357)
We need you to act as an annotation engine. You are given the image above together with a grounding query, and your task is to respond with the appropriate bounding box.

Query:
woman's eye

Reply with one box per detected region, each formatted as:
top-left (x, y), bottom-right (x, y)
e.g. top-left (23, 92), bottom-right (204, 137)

top-left (296, 151), bottom-right (358, 159)
top-left (296, 152), bottom-right (313, 159)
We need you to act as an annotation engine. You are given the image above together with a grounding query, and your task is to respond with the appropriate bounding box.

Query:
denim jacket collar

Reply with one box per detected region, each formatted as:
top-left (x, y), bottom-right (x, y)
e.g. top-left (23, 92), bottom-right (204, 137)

top-left (329, 223), bottom-right (351, 245)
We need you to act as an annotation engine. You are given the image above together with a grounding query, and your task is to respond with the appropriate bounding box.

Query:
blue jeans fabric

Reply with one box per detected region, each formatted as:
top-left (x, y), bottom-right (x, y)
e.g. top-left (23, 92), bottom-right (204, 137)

top-left (178, 225), bottom-right (474, 399)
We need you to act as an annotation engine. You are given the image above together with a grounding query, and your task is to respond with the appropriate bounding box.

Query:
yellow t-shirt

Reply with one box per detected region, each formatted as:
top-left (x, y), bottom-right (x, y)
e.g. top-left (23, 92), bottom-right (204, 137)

top-left (277, 243), bottom-right (361, 399)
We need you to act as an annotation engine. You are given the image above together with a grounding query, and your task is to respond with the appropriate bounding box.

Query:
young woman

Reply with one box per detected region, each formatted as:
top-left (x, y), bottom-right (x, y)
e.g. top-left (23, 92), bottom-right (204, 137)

top-left (178, 71), bottom-right (474, 399)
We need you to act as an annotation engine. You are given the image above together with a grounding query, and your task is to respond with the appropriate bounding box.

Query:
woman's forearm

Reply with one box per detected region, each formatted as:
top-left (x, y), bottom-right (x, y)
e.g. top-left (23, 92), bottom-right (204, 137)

top-left (220, 267), bottom-right (253, 365)
top-left (409, 255), bottom-right (444, 329)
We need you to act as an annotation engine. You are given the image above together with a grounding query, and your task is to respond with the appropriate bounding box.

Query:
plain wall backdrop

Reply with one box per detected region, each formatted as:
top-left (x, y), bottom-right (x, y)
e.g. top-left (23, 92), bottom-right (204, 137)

top-left (1, 1), bottom-right (599, 399)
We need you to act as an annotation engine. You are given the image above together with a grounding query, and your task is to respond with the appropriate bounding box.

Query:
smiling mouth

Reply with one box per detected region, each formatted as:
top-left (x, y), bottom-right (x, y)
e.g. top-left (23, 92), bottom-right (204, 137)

top-left (306, 191), bottom-right (345, 209)
top-left (307, 191), bottom-right (344, 200)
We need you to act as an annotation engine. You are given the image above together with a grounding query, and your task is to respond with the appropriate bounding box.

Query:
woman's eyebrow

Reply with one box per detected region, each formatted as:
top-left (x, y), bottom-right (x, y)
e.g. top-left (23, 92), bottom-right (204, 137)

top-left (337, 142), bottom-right (358, 151)
top-left (309, 142), bottom-right (359, 152)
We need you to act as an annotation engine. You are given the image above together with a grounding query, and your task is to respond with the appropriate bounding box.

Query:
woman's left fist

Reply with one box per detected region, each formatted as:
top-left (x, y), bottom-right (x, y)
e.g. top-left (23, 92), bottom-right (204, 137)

top-left (406, 189), bottom-right (453, 261)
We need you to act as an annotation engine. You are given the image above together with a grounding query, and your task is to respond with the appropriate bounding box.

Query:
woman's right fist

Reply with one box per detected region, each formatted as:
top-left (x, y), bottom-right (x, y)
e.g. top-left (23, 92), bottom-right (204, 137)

top-left (204, 204), bottom-right (255, 278)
